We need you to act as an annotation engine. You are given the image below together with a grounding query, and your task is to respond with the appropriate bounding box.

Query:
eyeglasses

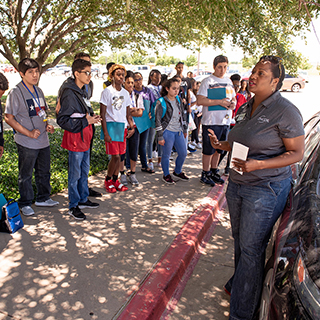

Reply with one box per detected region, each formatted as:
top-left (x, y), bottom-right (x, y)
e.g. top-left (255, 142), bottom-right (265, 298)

top-left (79, 71), bottom-right (92, 76)
top-left (134, 78), bottom-right (143, 82)
top-left (260, 55), bottom-right (283, 78)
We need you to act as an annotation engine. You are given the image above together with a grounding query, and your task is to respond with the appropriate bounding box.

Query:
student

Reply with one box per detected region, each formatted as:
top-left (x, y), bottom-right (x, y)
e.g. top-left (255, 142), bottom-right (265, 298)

top-left (103, 62), bottom-right (115, 89)
top-left (147, 69), bottom-right (162, 168)
top-left (174, 62), bottom-right (192, 149)
top-left (57, 59), bottom-right (100, 220)
top-left (5, 58), bottom-right (59, 216)
top-left (100, 64), bottom-right (134, 193)
top-left (0, 73), bottom-right (9, 159)
top-left (57, 52), bottom-right (101, 198)
top-left (219, 74), bottom-right (247, 175)
top-left (124, 72), bottom-right (144, 185)
top-left (197, 55), bottom-right (236, 186)
top-left (239, 79), bottom-right (252, 101)
top-left (190, 80), bottom-right (202, 149)
top-left (155, 78), bottom-right (188, 184)
top-left (133, 72), bottom-right (156, 173)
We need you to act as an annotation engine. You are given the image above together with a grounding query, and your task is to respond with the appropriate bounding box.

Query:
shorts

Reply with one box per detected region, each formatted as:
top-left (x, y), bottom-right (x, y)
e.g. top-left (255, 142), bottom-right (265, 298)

top-left (105, 129), bottom-right (127, 155)
top-left (202, 124), bottom-right (229, 155)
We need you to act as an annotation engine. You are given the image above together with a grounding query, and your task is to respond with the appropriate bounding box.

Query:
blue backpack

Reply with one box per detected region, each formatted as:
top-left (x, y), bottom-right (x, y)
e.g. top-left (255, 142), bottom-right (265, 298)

top-left (150, 95), bottom-right (181, 128)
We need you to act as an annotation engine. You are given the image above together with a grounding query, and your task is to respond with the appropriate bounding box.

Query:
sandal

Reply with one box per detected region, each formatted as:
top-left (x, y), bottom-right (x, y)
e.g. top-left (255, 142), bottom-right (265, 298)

top-left (141, 167), bottom-right (155, 174)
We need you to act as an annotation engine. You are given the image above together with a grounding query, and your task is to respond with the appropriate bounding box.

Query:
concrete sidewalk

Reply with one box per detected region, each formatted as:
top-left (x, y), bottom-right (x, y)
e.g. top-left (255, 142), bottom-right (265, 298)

top-left (0, 150), bottom-right (232, 320)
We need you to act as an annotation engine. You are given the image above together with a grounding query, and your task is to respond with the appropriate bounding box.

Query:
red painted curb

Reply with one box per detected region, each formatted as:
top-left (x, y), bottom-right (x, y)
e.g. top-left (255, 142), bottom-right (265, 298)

top-left (116, 184), bottom-right (227, 320)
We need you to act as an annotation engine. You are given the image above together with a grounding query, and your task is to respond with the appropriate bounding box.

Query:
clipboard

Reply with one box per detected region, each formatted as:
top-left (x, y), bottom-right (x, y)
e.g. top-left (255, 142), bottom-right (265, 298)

top-left (208, 88), bottom-right (227, 111)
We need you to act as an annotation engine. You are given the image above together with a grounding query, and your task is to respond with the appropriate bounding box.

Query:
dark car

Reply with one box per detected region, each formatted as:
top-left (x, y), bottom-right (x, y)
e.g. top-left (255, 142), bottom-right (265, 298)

top-left (259, 112), bottom-right (320, 319)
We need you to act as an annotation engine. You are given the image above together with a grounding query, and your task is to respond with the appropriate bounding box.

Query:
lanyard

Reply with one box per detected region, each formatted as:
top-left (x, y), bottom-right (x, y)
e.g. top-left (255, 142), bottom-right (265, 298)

top-left (22, 81), bottom-right (41, 108)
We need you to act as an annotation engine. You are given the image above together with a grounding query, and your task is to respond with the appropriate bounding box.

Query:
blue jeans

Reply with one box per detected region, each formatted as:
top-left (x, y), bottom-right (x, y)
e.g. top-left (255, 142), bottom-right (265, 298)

top-left (161, 130), bottom-right (187, 176)
top-left (139, 129), bottom-right (149, 169)
top-left (16, 144), bottom-right (51, 207)
top-left (225, 177), bottom-right (292, 320)
top-left (68, 150), bottom-right (90, 209)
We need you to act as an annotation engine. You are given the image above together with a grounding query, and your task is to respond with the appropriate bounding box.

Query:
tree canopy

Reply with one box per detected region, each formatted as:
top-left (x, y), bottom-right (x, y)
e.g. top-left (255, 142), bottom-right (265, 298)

top-left (0, 0), bottom-right (319, 73)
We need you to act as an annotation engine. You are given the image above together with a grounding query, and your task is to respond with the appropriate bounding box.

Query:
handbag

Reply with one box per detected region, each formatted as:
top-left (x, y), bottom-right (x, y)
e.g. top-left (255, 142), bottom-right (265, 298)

top-left (0, 199), bottom-right (24, 233)
top-left (188, 113), bottom-right (196, 131)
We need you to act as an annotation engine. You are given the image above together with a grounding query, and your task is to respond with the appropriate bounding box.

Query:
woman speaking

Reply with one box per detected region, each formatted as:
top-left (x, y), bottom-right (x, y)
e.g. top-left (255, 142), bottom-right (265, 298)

top-left (209, 55), bottom-right (305, 320)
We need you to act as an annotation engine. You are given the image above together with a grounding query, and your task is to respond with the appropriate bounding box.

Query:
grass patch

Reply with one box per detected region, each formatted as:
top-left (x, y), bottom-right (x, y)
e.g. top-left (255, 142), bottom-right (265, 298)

top-left (0, 126), bottom-right (108, 201)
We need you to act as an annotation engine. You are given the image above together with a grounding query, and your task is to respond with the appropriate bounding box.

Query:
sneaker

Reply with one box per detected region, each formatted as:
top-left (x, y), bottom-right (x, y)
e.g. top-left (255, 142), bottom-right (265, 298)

top-left (224, 167), bottom-right (230, 176)
top-left (152, 151), bottom-right (158, 159)
top-left (200, 171), bottom-right (216, 187)
top-left (69, 206), bottom-right (86, 220)
top-left (113, 179), bottom-right (128, 191)
top-left (190, 141), bottom-right (197, 147)
top-left (127, 173), bottom-right (139, 185)
top-left (120, 174), bottom-right (128, 186)
top-left (196, 142), bottom-right (202, 149)
top-left (173, 171), bottom-right (189, 181)
top-left (209, 171), bottom-right (225, 184)
top-left (35, 198), bottom-right (59, 207)
top-left (155, 162), bottom-right (161, 168)
top-left (148, 162), bottom-right (154, 171)
top-left (78, 199), bottom-right (99, 209)
top-left (89, 188), bottom-right (102, 197)
top-left (188, 144), bottom-right (197, 153)
top-left (162, 174), bottom-right (175, 185)
top-left (21, 206), bottom-right (35, 216)
top-left (105, 179), bottom-right (117, 193)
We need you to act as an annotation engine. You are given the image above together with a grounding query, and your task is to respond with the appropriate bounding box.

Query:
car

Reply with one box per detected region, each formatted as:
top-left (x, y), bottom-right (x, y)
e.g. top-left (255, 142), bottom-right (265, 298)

top-left (45, 65), bottom-right (71, 76)
top-left (259, 111), bottom-right (320, 320)
top-left (281, 74), bottom-right (306, 92)
top-left (298, 70), bottom-right (309, 83)
top-left (128, 65), bottom-right (151, 80)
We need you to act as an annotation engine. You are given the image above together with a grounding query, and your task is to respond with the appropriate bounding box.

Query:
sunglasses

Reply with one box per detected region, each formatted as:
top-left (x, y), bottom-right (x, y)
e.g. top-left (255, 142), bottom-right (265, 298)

top-left (260, 55), bottom-right (283, 77)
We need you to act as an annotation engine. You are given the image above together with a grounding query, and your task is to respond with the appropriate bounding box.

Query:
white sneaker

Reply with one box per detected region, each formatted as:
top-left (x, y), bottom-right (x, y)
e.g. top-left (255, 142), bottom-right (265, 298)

top-left (190, 141), bottom-right (197, 147)
top-left (152, 151), bottom-right (158, 159)
top-left (128, 173), bottom-right (139, 185)
top-left (35, 199), bottom-right (59, 207)
top-left (120, 174), bottom-right (128, 186)
top-left (21, 206), bottom-right (35, 216)
top-left (148, 162), bottom-right (154, 171)
top-left (196, 142), bottom-right (202, 149)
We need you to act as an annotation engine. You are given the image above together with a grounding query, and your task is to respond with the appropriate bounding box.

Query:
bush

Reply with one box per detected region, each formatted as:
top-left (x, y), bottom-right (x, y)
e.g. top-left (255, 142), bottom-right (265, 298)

top-left (0, 126), bottom-right (108, 201)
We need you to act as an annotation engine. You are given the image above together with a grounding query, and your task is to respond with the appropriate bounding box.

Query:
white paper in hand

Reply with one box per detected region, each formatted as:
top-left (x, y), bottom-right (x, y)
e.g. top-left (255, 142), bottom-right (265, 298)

top-left (230, 142), bottom-right (249, 175)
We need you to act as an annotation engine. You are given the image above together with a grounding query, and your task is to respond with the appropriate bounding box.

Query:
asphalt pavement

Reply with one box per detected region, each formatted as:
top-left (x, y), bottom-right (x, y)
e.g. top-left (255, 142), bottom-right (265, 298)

top-left (0, 148), bottom-right (233, 320)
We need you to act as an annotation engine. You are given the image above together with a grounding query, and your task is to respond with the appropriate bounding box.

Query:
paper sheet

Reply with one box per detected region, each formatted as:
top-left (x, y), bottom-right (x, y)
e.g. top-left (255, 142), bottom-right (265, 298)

top-left (230, 142), bottom-right (249, 175)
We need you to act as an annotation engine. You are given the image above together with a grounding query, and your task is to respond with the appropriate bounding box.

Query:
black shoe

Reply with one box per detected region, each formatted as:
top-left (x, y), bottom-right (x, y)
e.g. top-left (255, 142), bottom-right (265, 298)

top-left (69, 206), bottom-right (86, 220)
top-left (162, 174), bottom-right (175, 185)
top-left (78, 199), bottom-right (99, 209)
top-left (200, 171), bottom-right (216, 186)
top-left (224, 167), bottom-right (230, 176)
top-left (173, 171), bottom-right (189, 181)
top-left (89, 188), bottom-right (102, 197)
top-left (209, 171), bottom-right (225, 184)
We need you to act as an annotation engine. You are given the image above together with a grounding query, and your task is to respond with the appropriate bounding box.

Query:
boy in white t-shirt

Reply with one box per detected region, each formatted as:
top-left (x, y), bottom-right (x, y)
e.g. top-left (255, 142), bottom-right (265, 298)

top-left (197, 55), bottom-right (236, 186)
top-left (100, 64), bottom-right (134, 193)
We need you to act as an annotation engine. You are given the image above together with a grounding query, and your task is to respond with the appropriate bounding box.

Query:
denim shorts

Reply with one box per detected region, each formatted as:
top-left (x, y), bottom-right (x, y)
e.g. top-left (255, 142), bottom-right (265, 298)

top-left (202, 124), bottom-right (229, 155)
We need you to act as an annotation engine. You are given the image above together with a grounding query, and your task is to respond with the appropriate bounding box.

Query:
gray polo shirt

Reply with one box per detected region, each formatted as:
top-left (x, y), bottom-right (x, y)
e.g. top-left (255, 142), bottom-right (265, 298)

top-left (228, 91), bottom-right (304, 185)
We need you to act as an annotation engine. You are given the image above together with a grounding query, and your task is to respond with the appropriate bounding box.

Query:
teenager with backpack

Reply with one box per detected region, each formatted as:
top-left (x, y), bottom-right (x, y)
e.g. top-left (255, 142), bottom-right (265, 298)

top-left (155, 78), bottom-right (189, 184)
